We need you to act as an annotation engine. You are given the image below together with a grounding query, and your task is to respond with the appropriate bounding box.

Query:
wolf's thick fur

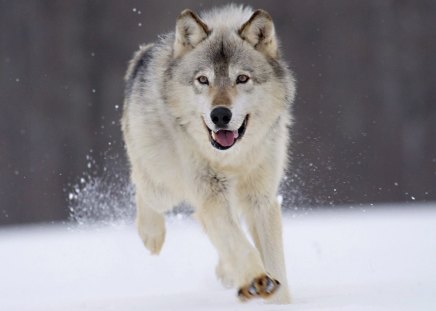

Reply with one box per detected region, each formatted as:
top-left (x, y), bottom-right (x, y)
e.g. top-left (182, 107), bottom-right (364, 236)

top-left (122, 5), bottom-right (296, 304)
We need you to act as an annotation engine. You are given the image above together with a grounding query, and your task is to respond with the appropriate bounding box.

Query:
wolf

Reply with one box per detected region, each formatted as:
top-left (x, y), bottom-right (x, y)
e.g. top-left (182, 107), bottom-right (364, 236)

top-left (121, 4), bottom-right (296, 304)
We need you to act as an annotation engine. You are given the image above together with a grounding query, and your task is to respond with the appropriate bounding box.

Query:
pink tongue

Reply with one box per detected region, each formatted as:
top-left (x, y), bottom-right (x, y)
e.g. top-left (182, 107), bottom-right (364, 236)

top-left (215, 130), bottom-right (236, 147)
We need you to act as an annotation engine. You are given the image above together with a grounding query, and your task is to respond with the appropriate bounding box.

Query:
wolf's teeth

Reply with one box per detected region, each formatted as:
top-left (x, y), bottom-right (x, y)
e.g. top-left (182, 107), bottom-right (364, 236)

top-left (211, 131), bottom-right (217, 141)
top-left (233, 130), bottom-right (239, 139)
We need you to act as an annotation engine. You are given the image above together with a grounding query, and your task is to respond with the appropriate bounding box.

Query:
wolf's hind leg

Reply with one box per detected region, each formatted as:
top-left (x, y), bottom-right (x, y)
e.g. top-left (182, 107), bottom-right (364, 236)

top-left (135, 192), bottom-right (166, 255)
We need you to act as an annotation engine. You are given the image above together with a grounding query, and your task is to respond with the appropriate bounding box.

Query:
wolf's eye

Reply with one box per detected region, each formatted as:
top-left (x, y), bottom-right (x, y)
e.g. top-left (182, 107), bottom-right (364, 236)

top-left (236, 74), bottom-right (250, 84)
top-left (197, 75), bottom-right (209, 85)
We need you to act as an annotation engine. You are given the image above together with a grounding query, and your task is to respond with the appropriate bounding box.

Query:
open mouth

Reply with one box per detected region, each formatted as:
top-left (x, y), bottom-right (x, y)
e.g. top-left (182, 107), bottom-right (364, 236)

top-left (206, 115), bottom-right (249, 150)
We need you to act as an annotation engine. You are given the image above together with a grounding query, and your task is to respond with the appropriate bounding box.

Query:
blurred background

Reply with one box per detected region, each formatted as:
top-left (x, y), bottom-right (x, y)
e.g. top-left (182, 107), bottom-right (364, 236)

top-left (1, 0), bottom-right (435, 225)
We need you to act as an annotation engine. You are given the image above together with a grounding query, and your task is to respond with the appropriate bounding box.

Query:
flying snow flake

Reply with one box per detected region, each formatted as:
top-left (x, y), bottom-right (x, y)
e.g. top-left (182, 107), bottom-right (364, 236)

top-left (114, 105), bottom-right (119, 110)
top-left (132, 8), bottom-right (136, 12)
top-left (92, 89), bottom-right (96, 93)
top-left (138, 23), bottom-right (142, 27)
top-left (67, 157), bottom-right (135, 225)
top-left (15, 78), bottom-right (20, 82)
top-left (411, 196), bottom-right (416, 200)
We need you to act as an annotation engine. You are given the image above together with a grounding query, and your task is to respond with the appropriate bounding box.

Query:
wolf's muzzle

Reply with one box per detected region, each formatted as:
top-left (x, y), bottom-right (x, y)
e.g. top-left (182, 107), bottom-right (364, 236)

top-left (204, 115), bottom-right (249, 151)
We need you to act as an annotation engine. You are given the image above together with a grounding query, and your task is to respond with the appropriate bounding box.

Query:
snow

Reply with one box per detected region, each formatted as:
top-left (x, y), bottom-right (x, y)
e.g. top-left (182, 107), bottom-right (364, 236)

top-left (1, 205), bottom-right (435, 311)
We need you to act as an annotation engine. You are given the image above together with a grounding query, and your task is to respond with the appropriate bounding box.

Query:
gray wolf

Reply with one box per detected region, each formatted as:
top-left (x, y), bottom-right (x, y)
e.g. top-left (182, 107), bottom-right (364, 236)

top-left (121, 4), bottom-right (296, 304)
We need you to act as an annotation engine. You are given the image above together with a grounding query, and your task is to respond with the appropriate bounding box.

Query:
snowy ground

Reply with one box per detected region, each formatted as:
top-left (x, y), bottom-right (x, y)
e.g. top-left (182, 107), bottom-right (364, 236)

top-left (1, 205), bottom-right (435, 311)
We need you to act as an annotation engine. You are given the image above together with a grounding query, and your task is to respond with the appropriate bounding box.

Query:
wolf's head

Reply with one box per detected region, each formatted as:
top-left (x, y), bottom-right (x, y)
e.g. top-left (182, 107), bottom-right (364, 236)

top-left (165, 5), bottom-right (295, 157)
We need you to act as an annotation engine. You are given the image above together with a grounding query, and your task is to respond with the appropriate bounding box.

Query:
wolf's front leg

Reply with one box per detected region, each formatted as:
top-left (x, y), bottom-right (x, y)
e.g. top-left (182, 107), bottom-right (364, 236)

top-left (135, 191), bottom-right (166, 255)
top-left (196, 198), bottom-right (281, 301)
top-left (242, 199), bottom-right (291, 304)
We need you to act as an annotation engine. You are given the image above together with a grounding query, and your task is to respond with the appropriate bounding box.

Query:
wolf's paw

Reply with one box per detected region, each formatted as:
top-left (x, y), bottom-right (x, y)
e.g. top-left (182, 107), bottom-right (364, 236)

top-left (136, 208), bottom-right (165, 255)
top-left (215, 259), bottom-right (235, 288)
top-left (237, 274), bottom-right (281, 302)
top-left (139, 229), bottom-right (165, 255)
top-left (136, 214), bottom-right (166, 255)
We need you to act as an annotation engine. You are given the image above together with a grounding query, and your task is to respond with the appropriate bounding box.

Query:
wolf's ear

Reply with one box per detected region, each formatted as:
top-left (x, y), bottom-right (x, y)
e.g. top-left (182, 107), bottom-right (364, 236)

top-left (238, 9), bottom-right (278, 58)
top-left (173, 9), bottom-right (209, 58)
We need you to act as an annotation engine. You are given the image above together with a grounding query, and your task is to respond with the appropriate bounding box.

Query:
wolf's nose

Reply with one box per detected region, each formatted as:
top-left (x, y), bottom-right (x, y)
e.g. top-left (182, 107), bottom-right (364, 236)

top-left (210, 107), bottom-right (232, 128)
